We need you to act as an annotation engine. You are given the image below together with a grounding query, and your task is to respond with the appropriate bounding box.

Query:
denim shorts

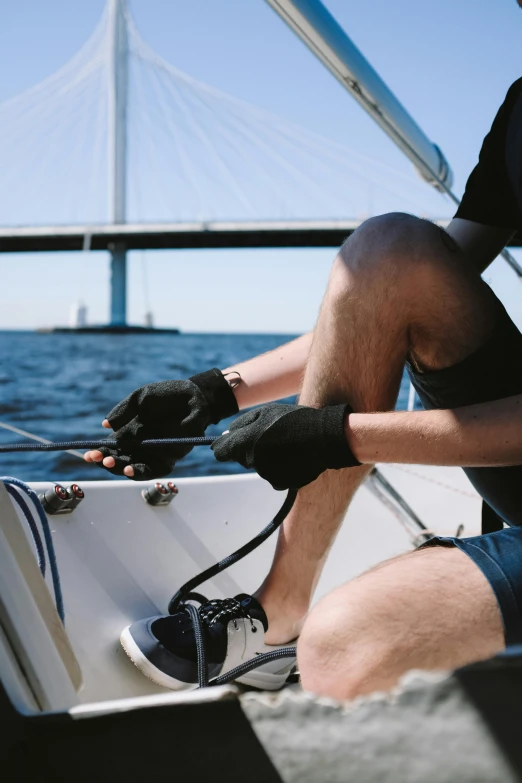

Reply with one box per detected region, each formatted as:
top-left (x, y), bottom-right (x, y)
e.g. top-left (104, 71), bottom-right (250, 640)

top-left (406, 294), bottom-right (522, 645)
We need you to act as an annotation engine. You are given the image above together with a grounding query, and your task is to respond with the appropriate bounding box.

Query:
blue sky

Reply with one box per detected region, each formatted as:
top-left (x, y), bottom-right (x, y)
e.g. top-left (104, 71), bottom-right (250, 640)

top-left (1, 0), bottom-right (522, 332)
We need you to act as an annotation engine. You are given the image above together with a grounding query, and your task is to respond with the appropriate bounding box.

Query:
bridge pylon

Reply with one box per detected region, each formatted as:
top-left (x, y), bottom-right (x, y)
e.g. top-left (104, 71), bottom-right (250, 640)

top-left (107, 0), bottom-right (128, 326)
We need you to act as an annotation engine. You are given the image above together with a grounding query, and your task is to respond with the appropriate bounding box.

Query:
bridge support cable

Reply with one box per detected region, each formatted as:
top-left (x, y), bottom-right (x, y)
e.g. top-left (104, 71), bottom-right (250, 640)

top-left (143, 62), bottom-right (208, 220)
top-left (129, 61), bottom-right (184, 223)
top-left (216, 97), bottom-right (426, 214)
top-left (0, 7), bottom-right (109, 229)
top-left (129, 14), bottom-right (449, 205)
top-left (136, 50), bottom-right (429, 220)
top-left (226, 102), bottom-right (444, 210)
top-left (9, 0), bottom-right (517, 325)
top-left (159, 73), bottom-right (258, 218)
top-left (85, 67), bottom-right (109, 229)
top-left (0, 0), bottom-right (452, 231)
top-left (186, 87), bottom-right (333, 216)
top-left (128, 10), bottom-right (447, 219)
top-left (0, 8), bottom-right (108, 120)
top-left (191, 102), bottom-right (290, 219)
top-left (145, 61), bottom-right (297, 218)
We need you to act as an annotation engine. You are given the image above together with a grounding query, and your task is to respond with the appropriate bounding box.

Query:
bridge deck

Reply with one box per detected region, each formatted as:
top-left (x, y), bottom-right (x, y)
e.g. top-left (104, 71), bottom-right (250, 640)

top-left (0, 219), bottom-right (464, 253)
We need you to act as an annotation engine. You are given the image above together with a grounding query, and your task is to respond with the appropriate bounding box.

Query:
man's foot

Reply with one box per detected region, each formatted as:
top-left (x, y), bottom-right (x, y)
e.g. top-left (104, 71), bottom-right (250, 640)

top-left (120, 594), bottom-right (297, 691)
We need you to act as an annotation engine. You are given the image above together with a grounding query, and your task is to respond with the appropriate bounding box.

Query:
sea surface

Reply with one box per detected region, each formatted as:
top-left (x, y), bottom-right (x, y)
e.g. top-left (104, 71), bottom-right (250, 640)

top-left (0, 331), bottom-right (415, 483)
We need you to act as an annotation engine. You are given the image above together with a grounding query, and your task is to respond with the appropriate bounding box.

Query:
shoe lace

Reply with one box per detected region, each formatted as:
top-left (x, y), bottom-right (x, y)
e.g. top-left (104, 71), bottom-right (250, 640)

top-left (198, 597), bottom-right (257, 633)
top-left (182, 597), bottom-right (296, 690)
top-left (171, 490), bottom-right (299, 690)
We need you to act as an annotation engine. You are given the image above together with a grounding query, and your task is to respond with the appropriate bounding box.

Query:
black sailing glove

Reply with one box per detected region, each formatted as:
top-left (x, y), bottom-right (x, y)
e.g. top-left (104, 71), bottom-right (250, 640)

top-left (211, 403), bottom-right (360, 490)
top-left (97, 368), bottom-right (238, 481)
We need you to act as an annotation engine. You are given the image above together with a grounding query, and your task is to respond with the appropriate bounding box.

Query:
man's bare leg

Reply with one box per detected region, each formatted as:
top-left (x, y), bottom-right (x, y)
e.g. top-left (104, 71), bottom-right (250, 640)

top-left (256, 212), bottom-right (499, 645)
top-left (298, 546), bottom-right (504, 699)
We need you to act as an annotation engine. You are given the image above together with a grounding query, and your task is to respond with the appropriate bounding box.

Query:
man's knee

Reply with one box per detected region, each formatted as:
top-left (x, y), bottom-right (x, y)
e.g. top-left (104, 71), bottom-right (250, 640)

top-left (297, 586), bottom-right (392, 699)
top-left (334, 212), bottom-right (456, 290)
top-left (329, 211), bottom-right (495, 367)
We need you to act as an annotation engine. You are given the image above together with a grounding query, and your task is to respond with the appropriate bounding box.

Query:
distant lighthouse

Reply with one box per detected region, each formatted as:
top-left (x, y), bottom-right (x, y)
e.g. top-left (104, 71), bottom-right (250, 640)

top-left (69, 301), bottom-right (88, 329)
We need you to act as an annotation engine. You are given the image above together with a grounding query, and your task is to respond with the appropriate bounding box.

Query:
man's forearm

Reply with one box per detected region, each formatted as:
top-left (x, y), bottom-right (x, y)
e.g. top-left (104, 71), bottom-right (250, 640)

top-left (222, 332), bottom-right (312, 410)
top-left (347, 394), bottom-right (522, 467)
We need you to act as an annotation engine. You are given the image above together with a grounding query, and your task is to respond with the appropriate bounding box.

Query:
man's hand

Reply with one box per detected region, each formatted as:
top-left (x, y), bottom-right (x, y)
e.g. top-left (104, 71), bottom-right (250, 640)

top-left (84, 369), bottom-right (238, 480)
top-left (211, 403), bottom-right (360, 490)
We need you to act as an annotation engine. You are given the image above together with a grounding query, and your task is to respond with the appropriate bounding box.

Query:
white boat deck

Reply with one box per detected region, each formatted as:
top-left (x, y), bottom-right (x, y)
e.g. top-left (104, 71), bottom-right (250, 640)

top-left (12, 466), bottom-right (480, 706)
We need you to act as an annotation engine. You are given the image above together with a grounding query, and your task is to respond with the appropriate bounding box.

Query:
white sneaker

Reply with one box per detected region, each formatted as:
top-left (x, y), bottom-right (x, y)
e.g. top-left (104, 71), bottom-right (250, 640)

top-left (120, 594), bottom-right (296, 691)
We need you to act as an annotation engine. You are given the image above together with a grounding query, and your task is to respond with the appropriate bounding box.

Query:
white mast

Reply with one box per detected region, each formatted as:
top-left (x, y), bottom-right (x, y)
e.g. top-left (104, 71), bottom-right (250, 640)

top-left (265, 0), bottom-right (522, 277)
top-left (107, 0), bottom-right (128, 326)
top-left (265, 0), bottom-right (453, 191)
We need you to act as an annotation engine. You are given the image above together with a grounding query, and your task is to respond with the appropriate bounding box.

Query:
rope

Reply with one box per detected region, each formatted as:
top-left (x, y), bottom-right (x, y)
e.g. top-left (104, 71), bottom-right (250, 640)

top-left (0, 420), bottom-right (85, 459)
top-left (0, 436), bottom-right (216, 453)
top-left (1, 477), bottom-right (65, 623)
top-left (0, 432), bottom-right (435, 690)
top-left (4, 482), bottom-right (47, 575)
top-left (211, 648), bottom-right (297, 687)
top-left (184, 603), bottom-right (209, 689)
top-left (168, 489), bottom-right (298, 689)
top-left (169, 488), bottom-right (298, 614)
top-left (0, 432), bottom-right (433, 687)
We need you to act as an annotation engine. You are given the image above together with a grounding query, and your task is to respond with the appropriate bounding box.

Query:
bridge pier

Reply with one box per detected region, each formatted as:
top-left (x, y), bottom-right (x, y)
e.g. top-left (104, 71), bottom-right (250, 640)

top-left (108, 0), bottom-right (128, 327)
top-left (109, 243), bottom-right (127, 326)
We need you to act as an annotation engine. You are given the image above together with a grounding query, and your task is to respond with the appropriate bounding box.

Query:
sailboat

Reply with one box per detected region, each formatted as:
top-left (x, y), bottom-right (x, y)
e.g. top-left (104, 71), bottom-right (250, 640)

top-left (1, 1), bottom-right (520, 781)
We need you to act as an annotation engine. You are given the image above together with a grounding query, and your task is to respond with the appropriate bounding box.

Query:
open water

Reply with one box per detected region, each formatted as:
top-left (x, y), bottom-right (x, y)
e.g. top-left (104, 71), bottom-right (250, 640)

top-left (0, 331), bottom-right (414, 483)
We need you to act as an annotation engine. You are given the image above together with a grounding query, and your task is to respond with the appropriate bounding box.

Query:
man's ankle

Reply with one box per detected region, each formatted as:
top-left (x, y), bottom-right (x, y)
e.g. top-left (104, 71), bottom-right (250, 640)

top-left (254, 591), bottom-right (308, 645)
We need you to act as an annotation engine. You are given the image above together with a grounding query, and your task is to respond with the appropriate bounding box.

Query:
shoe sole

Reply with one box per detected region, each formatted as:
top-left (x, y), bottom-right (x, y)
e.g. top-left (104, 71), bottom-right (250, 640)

top-left (120, 625), bottom-right (197, 691)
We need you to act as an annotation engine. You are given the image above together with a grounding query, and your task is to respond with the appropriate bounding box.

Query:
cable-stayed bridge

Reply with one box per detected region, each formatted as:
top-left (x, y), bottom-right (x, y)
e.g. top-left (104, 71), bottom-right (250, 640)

top-left (1, 0), bottom-right (518, 329)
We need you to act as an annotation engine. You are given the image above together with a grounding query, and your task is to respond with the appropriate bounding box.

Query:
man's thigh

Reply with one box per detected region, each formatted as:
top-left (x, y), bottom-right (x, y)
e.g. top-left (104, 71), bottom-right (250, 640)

top-left (354, 545), bottom-right (505, 670)
top-left (298, 543), bottom-right (506, 699)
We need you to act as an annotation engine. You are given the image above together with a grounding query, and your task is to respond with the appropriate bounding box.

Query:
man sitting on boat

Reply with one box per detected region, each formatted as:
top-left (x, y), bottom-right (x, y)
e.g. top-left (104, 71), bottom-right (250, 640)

top-left (86, 78), bottom-right (522, 700)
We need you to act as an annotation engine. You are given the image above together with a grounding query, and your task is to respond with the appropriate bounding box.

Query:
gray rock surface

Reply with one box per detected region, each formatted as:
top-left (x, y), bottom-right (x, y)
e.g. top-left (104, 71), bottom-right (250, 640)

top-left (241, 664), bottom-right (522, 783)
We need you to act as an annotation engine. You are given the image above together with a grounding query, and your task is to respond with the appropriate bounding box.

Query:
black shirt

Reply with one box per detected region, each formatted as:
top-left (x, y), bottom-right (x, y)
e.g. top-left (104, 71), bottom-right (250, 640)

top-left (455, 78), bottom-right (522, 231)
